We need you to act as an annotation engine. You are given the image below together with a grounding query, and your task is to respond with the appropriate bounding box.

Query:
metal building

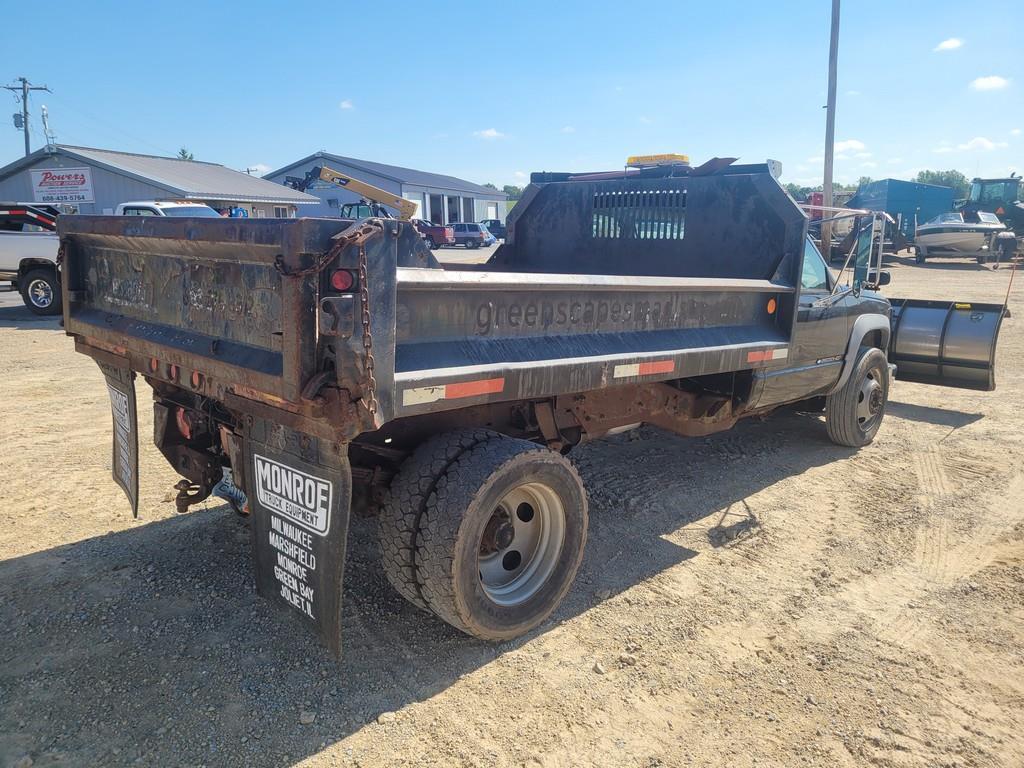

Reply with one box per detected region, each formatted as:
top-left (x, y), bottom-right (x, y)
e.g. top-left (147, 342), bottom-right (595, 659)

top-left (0, 145), bottom-right (319, 217)
top-left (264, 152), bottom-right (507, 224)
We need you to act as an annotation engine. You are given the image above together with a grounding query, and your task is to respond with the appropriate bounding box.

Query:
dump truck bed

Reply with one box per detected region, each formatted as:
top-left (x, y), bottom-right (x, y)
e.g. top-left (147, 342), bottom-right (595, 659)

top-left (60, 165), bottom-right (804, 434)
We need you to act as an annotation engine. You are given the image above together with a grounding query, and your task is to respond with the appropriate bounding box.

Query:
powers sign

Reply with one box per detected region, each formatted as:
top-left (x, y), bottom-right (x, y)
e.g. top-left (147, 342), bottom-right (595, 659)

top-left (31, 167), bottom-right (94, 203)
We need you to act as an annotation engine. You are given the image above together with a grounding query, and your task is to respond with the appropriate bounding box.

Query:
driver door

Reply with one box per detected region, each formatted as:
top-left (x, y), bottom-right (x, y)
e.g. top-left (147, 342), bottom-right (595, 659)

top-left (793, 240), bottom-right (851, 391)
top-left (756, 238), bottom-right (851, 407)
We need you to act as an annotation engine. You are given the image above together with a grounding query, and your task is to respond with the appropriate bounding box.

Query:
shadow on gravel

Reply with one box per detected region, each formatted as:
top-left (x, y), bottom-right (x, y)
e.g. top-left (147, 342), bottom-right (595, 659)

top-left (888, 400), bottom-right (984, 430)
top-left (0, 304), bottom-right (62, 331)
top-left (0, 412), bottom-right (844, 768)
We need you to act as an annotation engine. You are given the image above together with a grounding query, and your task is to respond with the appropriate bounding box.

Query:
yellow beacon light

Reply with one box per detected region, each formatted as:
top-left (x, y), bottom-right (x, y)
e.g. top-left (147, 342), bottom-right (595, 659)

top-left (626, 153), bottom-right (691, 168)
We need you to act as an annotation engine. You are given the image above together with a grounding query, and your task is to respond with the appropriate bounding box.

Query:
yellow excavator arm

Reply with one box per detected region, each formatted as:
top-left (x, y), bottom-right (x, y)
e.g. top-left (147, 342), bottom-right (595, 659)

top-left (305, 166), bottom-right (418, 220)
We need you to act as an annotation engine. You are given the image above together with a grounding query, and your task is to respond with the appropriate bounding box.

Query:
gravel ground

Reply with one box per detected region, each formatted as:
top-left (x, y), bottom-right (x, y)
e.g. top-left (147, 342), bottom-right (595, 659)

top-left (1, 252), bottom-right (1022, 768)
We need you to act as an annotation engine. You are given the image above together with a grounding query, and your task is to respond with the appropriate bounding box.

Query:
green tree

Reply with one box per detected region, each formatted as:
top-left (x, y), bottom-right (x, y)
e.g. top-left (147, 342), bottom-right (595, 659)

top-left (783, 183), bottom-right (814, 200)
top-left (502, 184), bottom-right (523, 200)
top-left (914, 169), bottom-right (969, 198)
top-left (857, 176), bottom-right (874, 189)
top-left (482, 182), bottom-right (498, 190)
top-left (177, 147), bottom-right (194, 161)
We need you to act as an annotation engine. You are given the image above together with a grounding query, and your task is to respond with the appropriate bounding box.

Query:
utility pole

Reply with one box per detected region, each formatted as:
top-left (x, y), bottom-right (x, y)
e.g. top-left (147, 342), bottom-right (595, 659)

top-left (821, 0), bottom-right (840, 261)
top-left (3, 77), bottom-right (52, 156)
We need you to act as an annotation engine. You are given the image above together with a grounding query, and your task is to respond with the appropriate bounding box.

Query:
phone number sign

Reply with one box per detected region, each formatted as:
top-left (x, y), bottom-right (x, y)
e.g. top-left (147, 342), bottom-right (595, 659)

top-left (31, 167), bottom-right (94, 203)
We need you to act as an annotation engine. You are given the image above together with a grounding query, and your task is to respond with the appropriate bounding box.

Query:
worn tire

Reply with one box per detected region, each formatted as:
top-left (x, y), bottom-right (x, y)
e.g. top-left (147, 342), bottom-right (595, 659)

top-left (20, 268), bottom-right (62, 316)
top-left (825, 347), bottom-right (889, 447)
top-left (416, 438), bottom-right (588, 641)
top-left (426, 236), bottom-right (437, 249)
top-left (378, 428), bottom-right (499, 610)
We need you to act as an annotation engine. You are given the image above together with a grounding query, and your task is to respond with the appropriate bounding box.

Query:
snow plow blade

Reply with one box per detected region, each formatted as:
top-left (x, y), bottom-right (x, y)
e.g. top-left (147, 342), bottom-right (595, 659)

top-left (888, 299), bottom-right (1006, 391)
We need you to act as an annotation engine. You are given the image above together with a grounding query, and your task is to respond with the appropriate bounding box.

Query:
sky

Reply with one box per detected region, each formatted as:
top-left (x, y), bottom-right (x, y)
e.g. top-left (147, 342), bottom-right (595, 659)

top-left (1, 0), bottom-right (1020, 190)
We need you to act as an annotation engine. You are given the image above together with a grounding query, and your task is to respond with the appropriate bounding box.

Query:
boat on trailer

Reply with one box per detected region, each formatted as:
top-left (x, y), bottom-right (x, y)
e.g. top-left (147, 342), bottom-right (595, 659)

top-left (915, 210), bottom-right (1005, 259)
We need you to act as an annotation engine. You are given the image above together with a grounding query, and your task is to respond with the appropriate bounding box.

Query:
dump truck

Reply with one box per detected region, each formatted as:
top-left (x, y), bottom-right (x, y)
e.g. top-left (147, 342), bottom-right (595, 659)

top-left (58, 159), bottom-right (1006, 655)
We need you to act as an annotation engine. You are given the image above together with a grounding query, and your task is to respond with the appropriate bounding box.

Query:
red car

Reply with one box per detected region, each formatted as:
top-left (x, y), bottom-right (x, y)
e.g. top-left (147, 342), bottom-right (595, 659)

top-left (412, 218), bottom-right (455, 249)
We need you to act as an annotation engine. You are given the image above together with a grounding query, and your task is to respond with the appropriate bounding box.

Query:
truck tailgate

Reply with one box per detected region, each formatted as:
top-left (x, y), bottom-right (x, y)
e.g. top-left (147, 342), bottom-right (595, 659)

top-left (60, 216), bottom-right (345, 401)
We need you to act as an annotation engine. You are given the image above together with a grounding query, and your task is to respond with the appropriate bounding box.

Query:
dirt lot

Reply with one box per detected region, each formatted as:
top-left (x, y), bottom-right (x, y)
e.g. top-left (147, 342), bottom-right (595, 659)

top-left (1, 253), bottom-right (1022, 768)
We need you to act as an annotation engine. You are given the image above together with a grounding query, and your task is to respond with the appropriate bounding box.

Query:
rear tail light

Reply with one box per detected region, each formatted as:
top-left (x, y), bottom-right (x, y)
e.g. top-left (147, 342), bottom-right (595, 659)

top-left (329, 269), bottom-right (355, 292)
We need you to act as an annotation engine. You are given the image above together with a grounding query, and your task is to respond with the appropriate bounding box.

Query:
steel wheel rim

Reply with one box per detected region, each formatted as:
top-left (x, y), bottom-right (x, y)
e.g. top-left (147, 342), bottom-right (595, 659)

top-left (478, 482), bottom-right (566, 606)
top-left (856, 365), bottom-right (884, 430)
top-left (27, 278), bottom-right (53, 308)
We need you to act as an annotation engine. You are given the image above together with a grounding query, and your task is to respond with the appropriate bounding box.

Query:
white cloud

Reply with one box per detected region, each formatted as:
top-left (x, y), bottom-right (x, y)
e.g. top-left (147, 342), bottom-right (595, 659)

top-left (247, 163), bottom-right (271, 176)
top-left (561, 126), bottom-right (576, 134)
top-left (970, 75), bottom-right (1009, 91)
top-left (860, 161), bottom-right (878, 169)
top-left (638, 116), bottom-right (653, 124)
top-left (846, 90), bottom-right (861, 96)
top-left (934, 38), bottom-right (963, 52)
top-left (338, 99), bottom-right (354, 110)
top-left (958, 136), bottom-right (1008, 151)
top-left (854, 151), bottom-right (872, 159)
top-left (514, 171), bottom-right (527, 179)
top-left (886, 157), bottom-right (903, 164)
top-left (1012, 128), bottom-right (1022, 136)
top-left (806, 155), bottom-right (823, 163)
top-left (933, 145), bottom-right (955, 154)
top-left (473, 128), bottom-right (505, 139)
top-left (834, 139), bottom-right (866, 153)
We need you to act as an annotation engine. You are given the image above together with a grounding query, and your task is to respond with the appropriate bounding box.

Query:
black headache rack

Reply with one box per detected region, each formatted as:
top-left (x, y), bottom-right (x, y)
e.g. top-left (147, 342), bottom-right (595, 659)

top-left (60, 163), bottom-right (807, 654)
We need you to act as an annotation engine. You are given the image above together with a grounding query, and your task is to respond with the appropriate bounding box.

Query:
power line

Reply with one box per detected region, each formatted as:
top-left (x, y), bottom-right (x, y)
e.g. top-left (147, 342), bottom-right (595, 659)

top-left (42, 91), bottom-right (179, 157)
top-left (3, 77), bottom-right (51, 156)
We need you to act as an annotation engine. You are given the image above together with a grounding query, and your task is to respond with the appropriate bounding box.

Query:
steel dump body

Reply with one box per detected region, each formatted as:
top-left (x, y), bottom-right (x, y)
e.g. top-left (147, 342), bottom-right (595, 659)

top-left (60, 165), bottom-right (805, 433)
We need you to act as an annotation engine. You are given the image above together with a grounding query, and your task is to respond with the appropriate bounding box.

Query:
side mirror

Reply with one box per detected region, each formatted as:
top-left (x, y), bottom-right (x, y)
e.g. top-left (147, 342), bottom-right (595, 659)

top-left (867, 270), bottom-right (891, 287)
top-left (853, 219), bottom-right (873, 292)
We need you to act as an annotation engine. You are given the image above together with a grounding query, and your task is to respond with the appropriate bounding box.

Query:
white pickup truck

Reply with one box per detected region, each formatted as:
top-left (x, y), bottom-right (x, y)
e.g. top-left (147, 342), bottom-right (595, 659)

top-left (1, 201), bottom-right (221, 314)
top-left (114, 200), bottom-right (221, 217)
top-left (0, 203), bottom-right (61, 315)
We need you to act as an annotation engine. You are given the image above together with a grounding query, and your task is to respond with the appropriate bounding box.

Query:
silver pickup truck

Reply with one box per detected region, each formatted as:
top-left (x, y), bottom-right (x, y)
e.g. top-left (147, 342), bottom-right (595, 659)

top-left (0, 203), bottom-right (61, 315)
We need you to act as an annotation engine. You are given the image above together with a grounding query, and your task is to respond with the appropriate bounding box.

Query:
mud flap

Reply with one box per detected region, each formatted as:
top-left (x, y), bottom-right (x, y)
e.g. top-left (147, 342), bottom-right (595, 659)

top-left (243, 417), bottom-right (351, 656)
top-left (98, 361), bottom-right (139, 518)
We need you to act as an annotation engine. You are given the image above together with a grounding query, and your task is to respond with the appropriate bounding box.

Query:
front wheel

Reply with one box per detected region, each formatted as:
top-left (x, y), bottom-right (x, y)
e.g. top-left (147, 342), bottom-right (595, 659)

top-left (426, 236), bottom-right (437, 249)
top-left (20, 268), bottom-right (62, 316)
top-left (415, 438), bottom-right (588, 641)
top-left (825, 347), bottom-right (889, 447)
top-left (915, 246), bottom-right (927, 264)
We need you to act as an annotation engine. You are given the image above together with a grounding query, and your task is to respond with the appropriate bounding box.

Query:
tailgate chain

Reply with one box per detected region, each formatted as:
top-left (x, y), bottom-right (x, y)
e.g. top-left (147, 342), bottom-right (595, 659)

top-left (274, 220), bottom-right (385, 415)
top-left (357, 235), bottom-right (379, 415)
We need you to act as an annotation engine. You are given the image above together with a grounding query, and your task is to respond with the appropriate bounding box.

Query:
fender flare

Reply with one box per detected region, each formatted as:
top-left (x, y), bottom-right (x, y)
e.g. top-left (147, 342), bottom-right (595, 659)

top-left (18, 257), bottom-right (58, 276)
top-left (828, 313), bottom-right (891, 394)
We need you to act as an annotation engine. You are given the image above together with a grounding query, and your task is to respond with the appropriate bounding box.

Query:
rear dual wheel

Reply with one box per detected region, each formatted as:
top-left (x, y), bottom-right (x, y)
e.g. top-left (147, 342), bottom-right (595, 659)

top-left (379, 434), bottom-right (588, 640)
